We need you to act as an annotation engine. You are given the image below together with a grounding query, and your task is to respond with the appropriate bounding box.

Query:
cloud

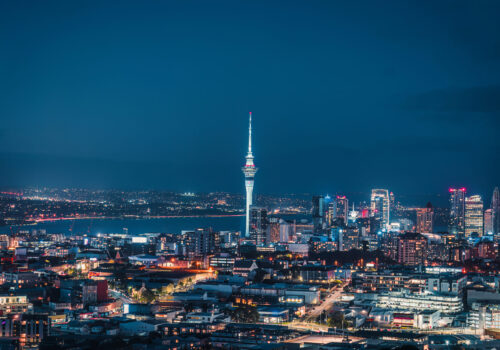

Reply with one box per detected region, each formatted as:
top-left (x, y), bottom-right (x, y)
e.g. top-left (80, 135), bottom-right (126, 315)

top-left (403, 85), bottom-right (500, 114)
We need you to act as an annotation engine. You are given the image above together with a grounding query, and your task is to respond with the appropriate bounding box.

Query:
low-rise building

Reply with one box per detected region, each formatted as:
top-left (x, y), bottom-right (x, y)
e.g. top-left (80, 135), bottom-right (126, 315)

top-left (468, 302), bottom-right (500, 333)
top-left (299, 265), bottom-right (336, 283)
top-left (376, 291), bottom-right (463, 314)
top-left (258, 307), bottom-right (289, 323)
top-left (0, 295), bottom-right (33, 314)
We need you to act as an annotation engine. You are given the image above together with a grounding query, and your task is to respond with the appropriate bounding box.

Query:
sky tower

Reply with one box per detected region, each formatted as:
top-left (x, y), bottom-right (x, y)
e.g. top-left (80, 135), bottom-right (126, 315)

top-left (242, 112), bottom-right (258, 237)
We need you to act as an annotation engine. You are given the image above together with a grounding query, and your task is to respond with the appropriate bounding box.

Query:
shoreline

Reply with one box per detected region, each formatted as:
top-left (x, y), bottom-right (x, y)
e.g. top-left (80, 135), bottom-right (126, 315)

top-left (2, 213), bottom-right (245, 228)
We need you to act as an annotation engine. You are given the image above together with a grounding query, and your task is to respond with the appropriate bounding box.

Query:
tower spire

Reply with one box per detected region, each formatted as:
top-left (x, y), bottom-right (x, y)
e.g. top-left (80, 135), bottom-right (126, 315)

top-left (248, 112), bottom-right (252, 155)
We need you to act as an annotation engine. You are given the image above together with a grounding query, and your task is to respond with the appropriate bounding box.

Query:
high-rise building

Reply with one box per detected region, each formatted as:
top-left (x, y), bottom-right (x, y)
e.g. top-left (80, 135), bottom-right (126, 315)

top-left (249, 206), bottom-right (268, 246)
top-left (492, 187), bottom-right (500, 236)
top-left (327, 201), bottom-right (335, 226)
top-left (186, 228), bottom-right (219, 257)
top-left (278, 219), bottom-right (295, 243)
top-left (312, 195), bottom-right (325, 232)
top-left (371, 189), bottom-right (390, 229)
top-left (449, 188), bottom-right (466, 236)
top-left (465, 195), bottom-right (484, 238)
top-left (266, 217), bottom-right (280, 243)
top-left (484, 209), bottom-right (493, 235)
top-left (339, 226), bottom-right (359, 251)
top-left (389, 191), bottom-right (396, 218)
top-left (242, 112), bottom-right (258, 238)
top-left (416, 202), bottom-right (433, 233)
top-left (334, 195), bottom-right (349, 225)
top-left (397, 232), bottom-right (427, 266)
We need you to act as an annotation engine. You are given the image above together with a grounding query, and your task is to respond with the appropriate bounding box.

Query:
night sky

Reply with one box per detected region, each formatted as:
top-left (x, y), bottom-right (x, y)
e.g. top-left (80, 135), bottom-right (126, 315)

top-left (1, 1), bottom-right (499, 199)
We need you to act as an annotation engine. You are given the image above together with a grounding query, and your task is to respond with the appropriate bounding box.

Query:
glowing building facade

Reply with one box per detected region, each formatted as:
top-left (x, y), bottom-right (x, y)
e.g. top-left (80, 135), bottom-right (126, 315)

top-left (465, 195), bottom-right (484, 238)
top-left (371, 189), bottom-right (390, 229)
top-left (449, 188), bottom-right (466, 236)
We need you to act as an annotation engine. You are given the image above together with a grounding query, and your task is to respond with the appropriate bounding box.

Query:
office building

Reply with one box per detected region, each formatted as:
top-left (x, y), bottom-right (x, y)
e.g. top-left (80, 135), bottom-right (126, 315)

top-left (492, 187), bottom-right (500, 236)
top-left (449, 188), bottom-right (466, 236)
top-left (278, 219), bottom-right (294, 243)
top-left (371, 189), bottom-right (390, 229)
top-left (397, 232), bottom-right (427, 266)
top-left (249, 206), bottom-right (268, 246)
top-left (339, 226), bottom-right (359, 251)
top-left (327, 200), bottom-right (335, 226)
top-left (377, 292), bottom-right (463, 313)
top-left (186, 228), bottom-right (219, 257)
top-left (266, 217), bottom-right (280, 243)
top-left (334, 195), bottom-right (349, 225)
top-left (312, 195), bottom-right (325, 232)
top-left (416, 202), bottom-right (433, 233)
top-left (469, 303), bottom-right (500, 333)
top-left (465, 195), bottom-right (484, 238)
top-left (484, 209), bottom-right (493, 235)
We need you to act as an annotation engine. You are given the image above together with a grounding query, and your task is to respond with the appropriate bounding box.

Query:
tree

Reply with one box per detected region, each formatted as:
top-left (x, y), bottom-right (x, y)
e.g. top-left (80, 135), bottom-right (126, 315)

top-left (162, 283), bottom-right (174, 295)
top-left (140, 288), bottom-right (156, 304)
top-left (327, 311), bottom-right (348, 329)
top-left (227, 305), bottom-right (260, 323)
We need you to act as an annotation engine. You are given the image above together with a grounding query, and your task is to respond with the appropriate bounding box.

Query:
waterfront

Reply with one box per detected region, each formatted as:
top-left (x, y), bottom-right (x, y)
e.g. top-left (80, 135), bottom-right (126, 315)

top-left (0, 216), bottom-right (245, 235)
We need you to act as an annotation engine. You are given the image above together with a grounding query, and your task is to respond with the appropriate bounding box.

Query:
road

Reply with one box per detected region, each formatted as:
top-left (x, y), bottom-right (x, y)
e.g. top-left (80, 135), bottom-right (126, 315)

top-left (287, 321), bottom-right (329, 332)
top-left (109, 288), bottom-right (134, 304)
top-left (286, 284), bottom-right (344, 333)
top-left (304, 285), bottom-right (344, 322)
top-left (286, 334), bottom-right (363, 344)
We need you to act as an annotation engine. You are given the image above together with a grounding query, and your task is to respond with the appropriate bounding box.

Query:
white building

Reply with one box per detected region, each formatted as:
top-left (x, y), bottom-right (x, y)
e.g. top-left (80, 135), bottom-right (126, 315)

top-left (468, 303), bottom-right (500, 333)
top-left (376, 291), bottom-right (463, 314)
top-left (426, 275), bottom-right (467, 295)
top-left (415, 310), bottom-right (441, 329)
top-left (0, 295), bottom-right (33, 314)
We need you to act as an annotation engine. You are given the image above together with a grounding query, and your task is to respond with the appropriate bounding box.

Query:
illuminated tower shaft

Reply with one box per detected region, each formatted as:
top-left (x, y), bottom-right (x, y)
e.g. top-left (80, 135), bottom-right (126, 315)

top-left (242, 112), bottom-right (258, 237)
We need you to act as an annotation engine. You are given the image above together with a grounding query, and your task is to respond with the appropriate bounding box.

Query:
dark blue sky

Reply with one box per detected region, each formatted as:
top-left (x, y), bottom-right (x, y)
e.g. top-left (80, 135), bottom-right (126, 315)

top-left (1, 1), bottom-right (499, 199)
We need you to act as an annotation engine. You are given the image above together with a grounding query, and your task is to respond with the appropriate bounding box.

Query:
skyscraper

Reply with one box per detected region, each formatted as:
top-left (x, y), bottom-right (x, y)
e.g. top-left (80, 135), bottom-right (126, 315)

top-left (449, 188), bottom-right (466, 236)
top-left (465, 195), bottom-right (483, 238)
top-left (397, 232), bottom-right (427, 266)
top-left (327, 201), bottom-right (335, 226)
top-left (249, 206), bottom-right (268, 245)
top-left (266, 216), bottom-right (281, 244)
top-left (312, 195), bottom-right (326, 232)
top-left (370, 189), bottom-right (390, 229)
top-left (492, 187), bottom-right (500, 236)
top-left (416, 202), bottom-right (433, 233)
top-left (484, 209), bottom-right (493, 235)
top-left (334, 195), bottom-right (349, 225)
top-left (279, 218), bottom-right (294, 243)
top-left (242, 112), bottom-right (258, 238)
